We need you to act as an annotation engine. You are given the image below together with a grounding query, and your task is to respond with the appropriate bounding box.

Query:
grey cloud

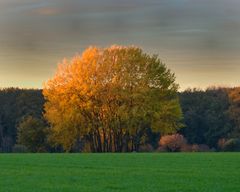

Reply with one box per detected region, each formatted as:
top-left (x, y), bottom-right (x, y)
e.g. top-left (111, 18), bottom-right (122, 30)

top-left (0, 0), bottom-right (240, 89)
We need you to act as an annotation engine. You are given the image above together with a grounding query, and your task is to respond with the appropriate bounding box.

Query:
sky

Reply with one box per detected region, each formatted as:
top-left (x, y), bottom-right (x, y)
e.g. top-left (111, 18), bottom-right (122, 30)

top-left (0, 0), bottom-right (240, 90)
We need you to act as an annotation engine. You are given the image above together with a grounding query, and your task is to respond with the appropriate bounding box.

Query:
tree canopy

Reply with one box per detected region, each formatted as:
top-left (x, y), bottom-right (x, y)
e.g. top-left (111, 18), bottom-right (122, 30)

top-left (43, 45), bottom-right (182, 152)
top-left (179, 88), bottom-right (233, 147)
top-left (17, 116), bottom-right (48, 152)
top-left (0, 88), bottom-right (44, 152)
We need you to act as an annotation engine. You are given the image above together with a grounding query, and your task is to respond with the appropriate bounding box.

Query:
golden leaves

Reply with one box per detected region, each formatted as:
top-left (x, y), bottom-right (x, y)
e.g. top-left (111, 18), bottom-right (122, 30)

top-left (43, 45), bottom-right (182, 151)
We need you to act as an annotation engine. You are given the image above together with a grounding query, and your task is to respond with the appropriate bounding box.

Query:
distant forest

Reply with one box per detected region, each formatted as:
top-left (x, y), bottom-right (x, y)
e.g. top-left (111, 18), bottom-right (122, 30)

top-left (0, 87), bottom-right (240, 152)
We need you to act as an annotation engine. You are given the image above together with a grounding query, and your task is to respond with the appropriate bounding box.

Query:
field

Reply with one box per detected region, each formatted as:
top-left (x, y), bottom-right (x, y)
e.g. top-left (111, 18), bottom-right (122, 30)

top-left (0, 153), bottom-right (240, 192)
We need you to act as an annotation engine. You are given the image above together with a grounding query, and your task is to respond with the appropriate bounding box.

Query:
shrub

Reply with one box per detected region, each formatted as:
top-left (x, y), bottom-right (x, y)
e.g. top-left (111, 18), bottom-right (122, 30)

top-left (192, 144), bottom-right (210, 152)
top-left (139, 144), bottom-right (154, 152)
top-left (191, 144), bottom-right (199, 152)
top-left (37, 147), bottom-right (48, 153)
top-left (81, 141), bottom-right (92, 153)
top-left (12, 144), bottom-right (28, 153)
top-left (180, 144), bottom-right (192, 152)
top-left (222, 138), bottom-right (240, 152)
top-left (157, 146), bottom-right (168, 152)
top-left (17, 116), bottom-right (48, 152)
top-left (210, 147), bottom-right (216, 152)
top-left (159, 134), bottom-right (187, 152)
top-left (218, 138), bottom-right (226, 150)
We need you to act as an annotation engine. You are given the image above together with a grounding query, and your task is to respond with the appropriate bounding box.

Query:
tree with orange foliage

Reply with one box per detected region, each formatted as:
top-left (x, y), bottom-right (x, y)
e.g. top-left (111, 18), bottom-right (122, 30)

top-left (43, 45), bottom-right (182, 152)
top-left (228, 87), bottom-right (240, 137)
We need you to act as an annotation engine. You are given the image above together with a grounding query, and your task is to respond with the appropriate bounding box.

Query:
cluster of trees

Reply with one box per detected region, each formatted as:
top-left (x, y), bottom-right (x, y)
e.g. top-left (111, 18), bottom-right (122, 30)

top-left (179, 87), bottom-right (240, 150)
top-left (43, 46), bottom-right (182, 152)
top-left (0, 46), bottom-right (240, 153)
top-left (1, 87), bottom-right (240, 153)
top-left (0, 88), bottom-right (44, 152)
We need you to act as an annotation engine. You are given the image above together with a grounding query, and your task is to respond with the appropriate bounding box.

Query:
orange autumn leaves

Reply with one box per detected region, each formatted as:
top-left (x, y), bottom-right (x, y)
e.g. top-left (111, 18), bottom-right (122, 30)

top-left (43, 45), bottom-right (182, 152)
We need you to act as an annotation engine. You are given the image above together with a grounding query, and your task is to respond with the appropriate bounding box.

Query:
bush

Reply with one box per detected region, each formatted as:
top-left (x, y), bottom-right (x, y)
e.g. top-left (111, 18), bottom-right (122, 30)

top-left (210, 147), bottom-right (216, 152)
top-left (81, 142), bottom-right (92, 153)
top-left (157, 146), bottom-right (168, 152)
top-left (37, 147), bottom-right (48, 153)
top-left (159, 134), bottom-right (187, 152)
top-left (12, 144), bottom-right (28, 153)
top-left (191, 144), bottom-right (199, 152)
top-left (192, 144), bottom-right (210, 152)
top-left (17, 116), bottom-right (48, 152)
top-left (180, 144), bottom-right (192, 152)
top-left (139, 144), bottom-right (154, 152)
top-left (222, 138), bottom-right (240, 152)
top-left (218, 138), bottom-right (226, 151)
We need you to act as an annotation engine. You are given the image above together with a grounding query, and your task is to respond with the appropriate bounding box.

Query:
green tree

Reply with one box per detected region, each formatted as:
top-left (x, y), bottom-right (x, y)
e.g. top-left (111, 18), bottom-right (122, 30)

top-left (179, 88), bottom-right (232, 147)
top-left (0, 88), bottom-right (44, 151)
top-left (43, 45), bottom-right (183, 152)
top-left (17, 116), bottom-right (48, 152)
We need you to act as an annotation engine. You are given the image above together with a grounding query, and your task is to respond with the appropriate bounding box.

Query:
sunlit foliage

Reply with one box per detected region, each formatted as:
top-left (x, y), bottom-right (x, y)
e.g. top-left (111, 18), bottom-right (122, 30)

top-left (43, 45), bottom-right (182, 152)
top-left (228, 87), bottom-right (240, 137)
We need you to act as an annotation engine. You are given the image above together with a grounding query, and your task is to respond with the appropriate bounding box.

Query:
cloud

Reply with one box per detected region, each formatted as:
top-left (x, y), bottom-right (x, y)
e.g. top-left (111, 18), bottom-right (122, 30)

top-left (33, 7), bottom-right (61, 16)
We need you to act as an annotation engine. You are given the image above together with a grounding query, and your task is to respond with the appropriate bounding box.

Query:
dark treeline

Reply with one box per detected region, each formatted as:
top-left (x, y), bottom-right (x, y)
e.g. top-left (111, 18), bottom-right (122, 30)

top-left (0, 87), bottom-right (240, 152)
top-left (0, 88), bottom-right (44, 152)
top-left (179, 88), bottom-right (237, 148)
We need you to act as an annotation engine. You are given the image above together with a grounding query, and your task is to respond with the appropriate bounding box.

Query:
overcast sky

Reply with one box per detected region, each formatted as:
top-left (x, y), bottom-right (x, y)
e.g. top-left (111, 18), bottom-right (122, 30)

top-left (0, 0), bottom-right (240, 90)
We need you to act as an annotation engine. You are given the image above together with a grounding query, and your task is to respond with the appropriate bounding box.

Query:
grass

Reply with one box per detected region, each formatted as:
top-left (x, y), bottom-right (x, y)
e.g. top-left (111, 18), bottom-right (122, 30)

top-left (0, 153), bottom-right (240, 192)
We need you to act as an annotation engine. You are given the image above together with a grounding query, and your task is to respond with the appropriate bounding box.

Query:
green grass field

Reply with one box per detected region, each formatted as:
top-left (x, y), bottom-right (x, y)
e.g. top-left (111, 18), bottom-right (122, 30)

top-left (0, 153), bottom-right (240, 192)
